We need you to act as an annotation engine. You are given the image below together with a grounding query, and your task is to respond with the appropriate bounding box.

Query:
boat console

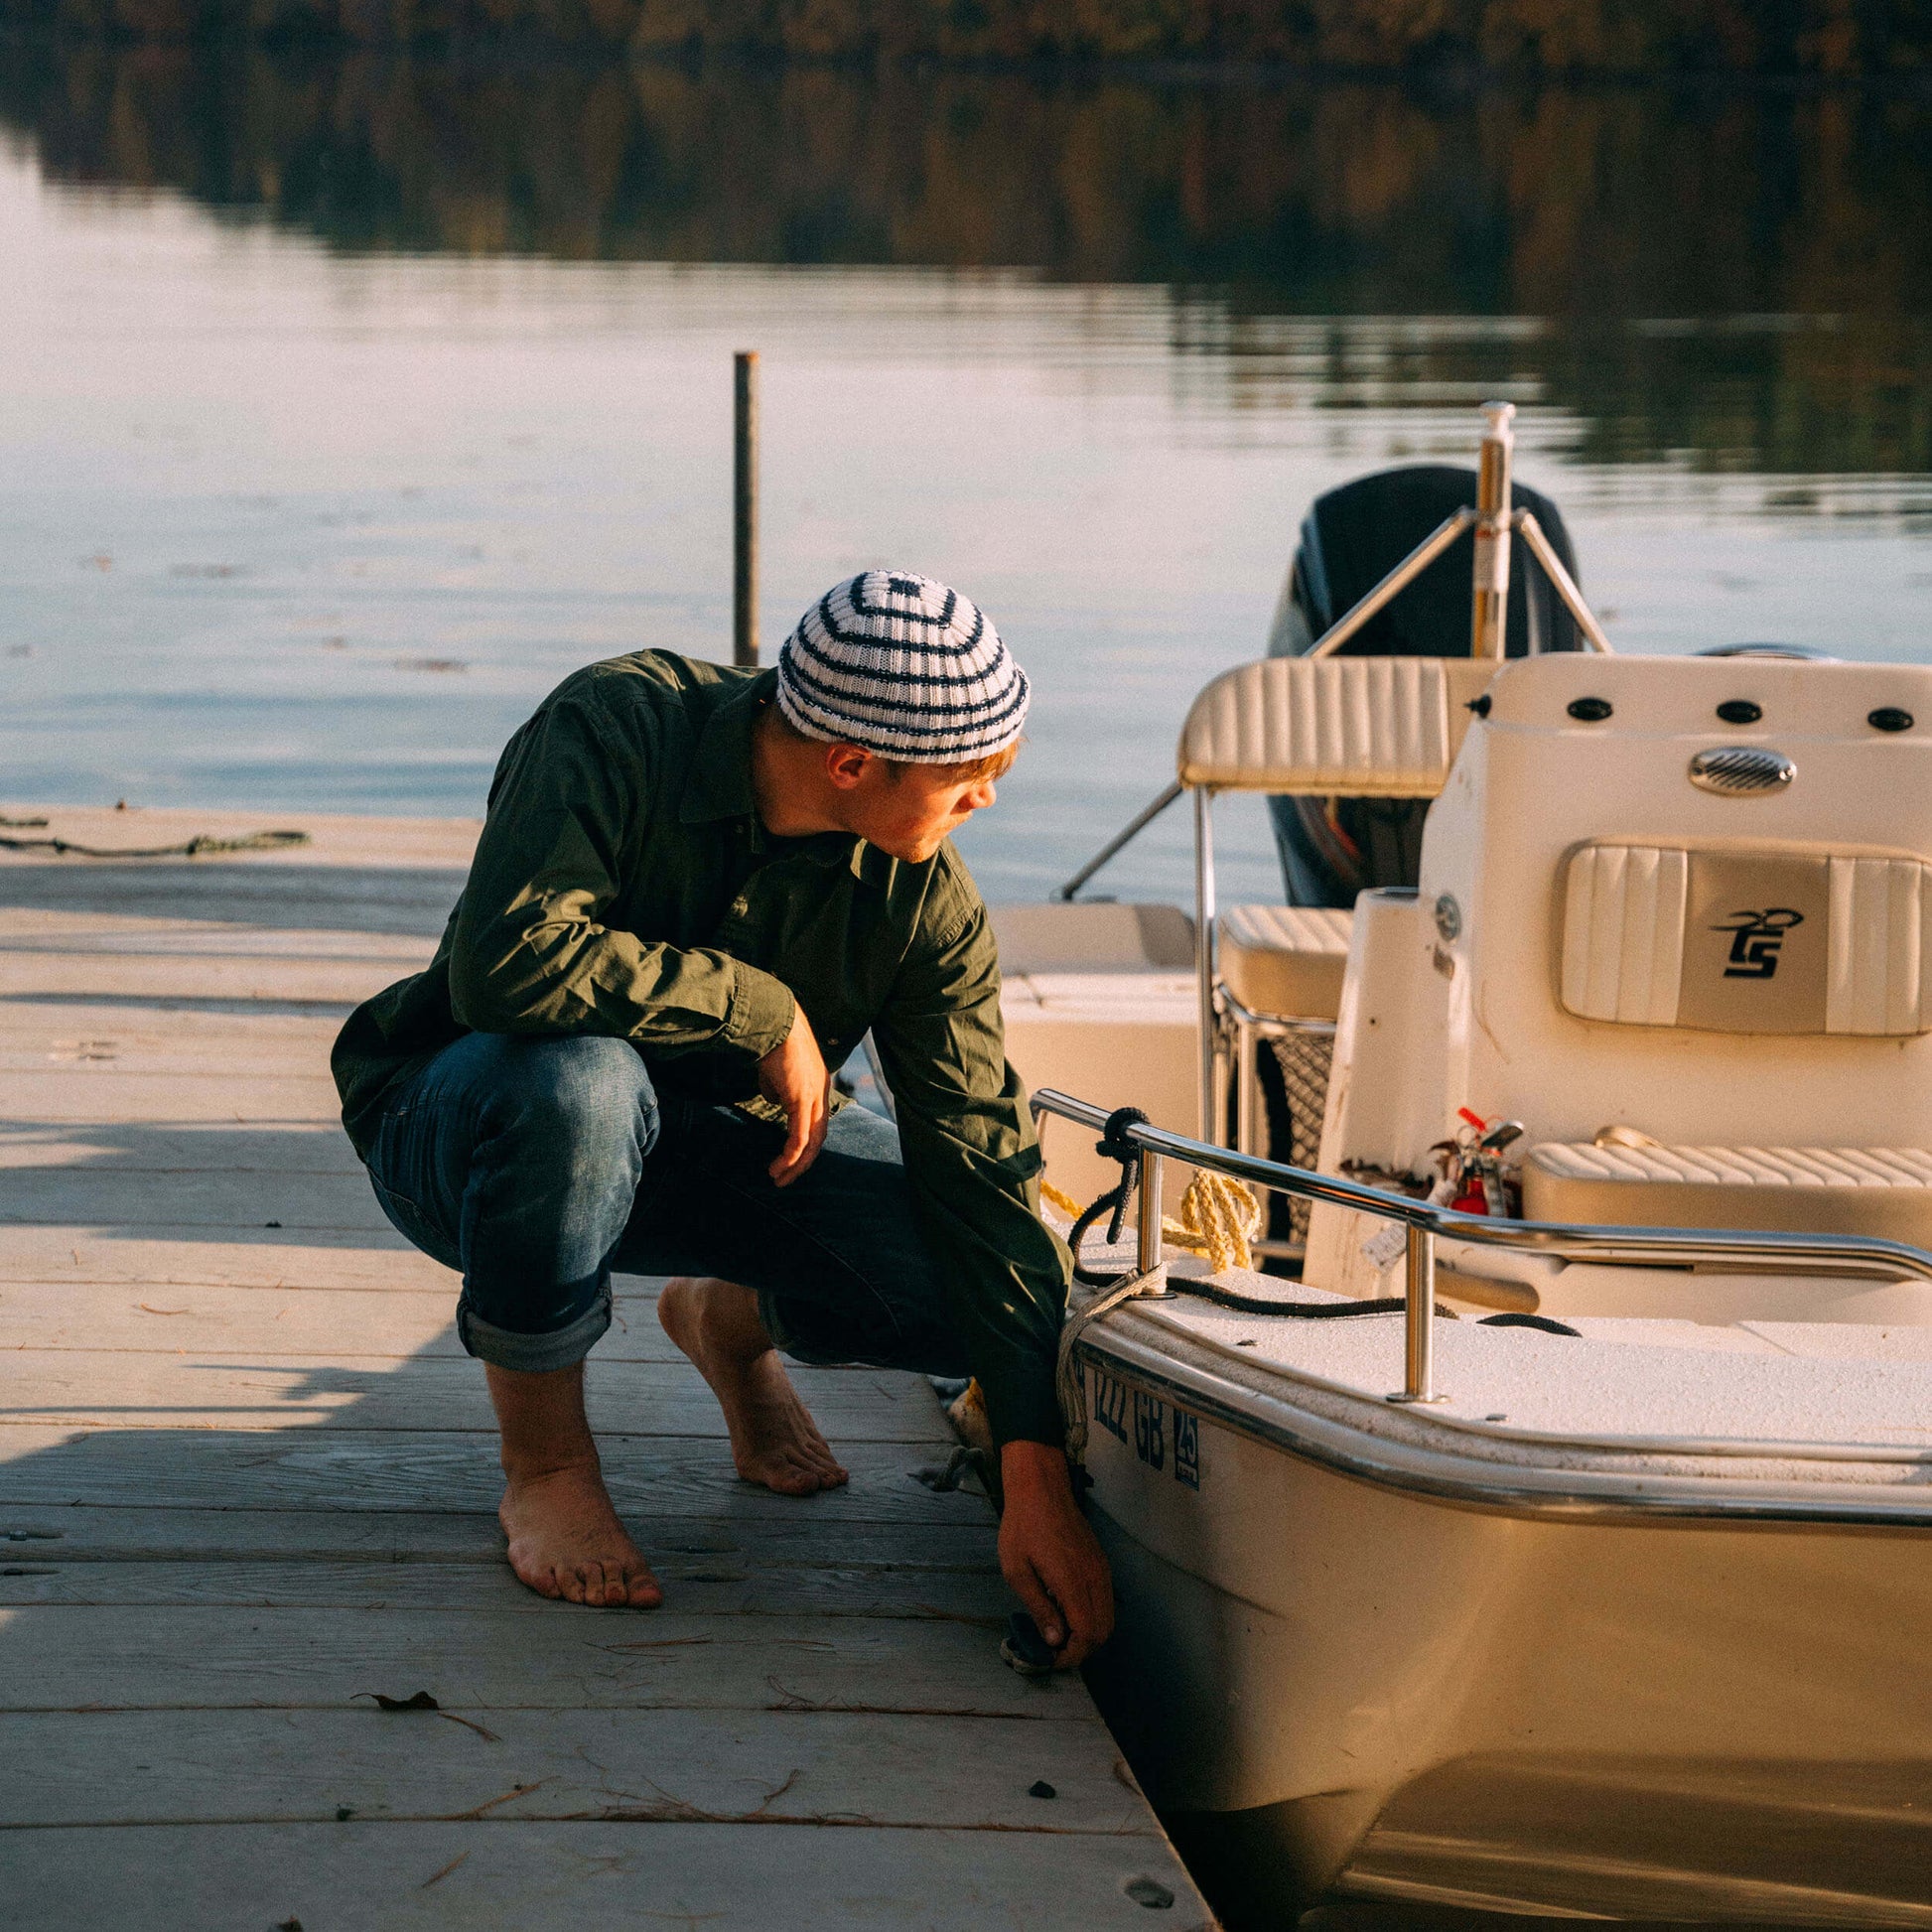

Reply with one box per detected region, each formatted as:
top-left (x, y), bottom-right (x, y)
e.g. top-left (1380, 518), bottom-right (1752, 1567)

top-left (1313, 650), bottom-right (1932, 1322)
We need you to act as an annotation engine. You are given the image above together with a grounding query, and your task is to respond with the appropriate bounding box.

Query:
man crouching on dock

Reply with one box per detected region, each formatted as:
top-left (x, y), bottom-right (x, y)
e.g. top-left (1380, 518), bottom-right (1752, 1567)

top-left (332, 572), bottom-right (1112, 1665)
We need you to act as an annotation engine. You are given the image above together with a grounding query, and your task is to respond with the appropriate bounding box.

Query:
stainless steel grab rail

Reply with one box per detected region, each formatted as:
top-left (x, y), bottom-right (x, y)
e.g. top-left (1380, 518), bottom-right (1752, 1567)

top-left (1029, 1087), bottom-right (1932, 1405)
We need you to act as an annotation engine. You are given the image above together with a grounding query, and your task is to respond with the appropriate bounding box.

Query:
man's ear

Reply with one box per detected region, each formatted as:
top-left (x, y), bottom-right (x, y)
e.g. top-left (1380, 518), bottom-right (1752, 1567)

top-left (823, 743), bottom-right (873, 791)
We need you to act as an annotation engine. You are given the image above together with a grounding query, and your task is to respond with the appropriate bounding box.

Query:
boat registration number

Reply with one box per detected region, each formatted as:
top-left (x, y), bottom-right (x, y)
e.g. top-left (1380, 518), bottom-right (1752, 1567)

top-left (1091, 1368), bottom-right (1200, 1490)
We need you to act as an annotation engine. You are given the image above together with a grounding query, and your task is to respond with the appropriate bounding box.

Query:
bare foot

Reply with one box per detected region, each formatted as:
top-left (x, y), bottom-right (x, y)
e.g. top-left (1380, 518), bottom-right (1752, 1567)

top-left (497, 1459), bottom-right (664, 1609)
top-left (658, 1276), bottom-right (850, 1496)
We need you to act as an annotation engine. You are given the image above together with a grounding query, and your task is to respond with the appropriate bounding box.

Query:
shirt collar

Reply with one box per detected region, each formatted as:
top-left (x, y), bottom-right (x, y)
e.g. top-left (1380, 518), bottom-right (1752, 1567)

top-left (678, 670), bottom-right (771, 827)
top-left (677, 669), bottom-right (890, 887)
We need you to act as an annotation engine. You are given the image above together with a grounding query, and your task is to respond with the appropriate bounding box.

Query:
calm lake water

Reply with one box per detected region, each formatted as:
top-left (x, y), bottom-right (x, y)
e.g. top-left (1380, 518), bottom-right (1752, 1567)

top-left (3, 49), bottom-right (1931, 906)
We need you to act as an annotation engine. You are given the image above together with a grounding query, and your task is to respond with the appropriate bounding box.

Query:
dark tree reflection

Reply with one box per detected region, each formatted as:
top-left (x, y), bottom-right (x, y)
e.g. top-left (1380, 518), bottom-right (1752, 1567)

top-left (5, 43), bottom-right (1930, 476)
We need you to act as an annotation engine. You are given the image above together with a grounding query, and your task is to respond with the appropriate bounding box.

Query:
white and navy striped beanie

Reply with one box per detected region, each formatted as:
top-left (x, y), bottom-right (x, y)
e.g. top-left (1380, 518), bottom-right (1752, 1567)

top-left (775, 571), bottom-right (1031, 764)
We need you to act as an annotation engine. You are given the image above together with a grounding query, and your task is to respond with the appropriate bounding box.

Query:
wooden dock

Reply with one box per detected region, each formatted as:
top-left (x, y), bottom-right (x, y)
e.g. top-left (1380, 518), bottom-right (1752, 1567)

top-left (0, 805), bottom-right (1209, 1929)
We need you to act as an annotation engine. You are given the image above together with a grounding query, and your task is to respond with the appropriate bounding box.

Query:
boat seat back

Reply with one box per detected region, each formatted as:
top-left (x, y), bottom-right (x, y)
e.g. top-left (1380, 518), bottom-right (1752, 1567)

top-left (1522, 1139), bottom-right (1932, 1248)
top-left (1218, 903), bottom-right (1352, 1022)
top-left (1176, 655), bottom-right (1495, 796)
top-left (1560, 840), bottom-right (1932, 1036)
top-left (1404, 653), bottom-right (1932, 1156)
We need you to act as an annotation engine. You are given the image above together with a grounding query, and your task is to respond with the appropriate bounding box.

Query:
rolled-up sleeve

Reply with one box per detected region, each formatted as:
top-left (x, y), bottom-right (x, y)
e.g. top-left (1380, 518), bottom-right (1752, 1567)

top-left (873, 890), bottom-right (1069, 1448)
top-left (448, 697), bottom-right (795, 1065)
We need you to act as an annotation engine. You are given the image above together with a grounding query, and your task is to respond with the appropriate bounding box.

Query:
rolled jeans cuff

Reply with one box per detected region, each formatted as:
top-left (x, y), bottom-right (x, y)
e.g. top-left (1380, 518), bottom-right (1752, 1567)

top-left (456, 1282), bottom-right (613, 1374)
top-left (756, 1285), bottom-right (846, 1367)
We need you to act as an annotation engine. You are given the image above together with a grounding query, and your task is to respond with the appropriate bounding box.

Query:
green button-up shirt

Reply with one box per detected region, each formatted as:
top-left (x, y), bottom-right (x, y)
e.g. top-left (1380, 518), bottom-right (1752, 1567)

top-left (332, 650), bottom-right (1069, 1446)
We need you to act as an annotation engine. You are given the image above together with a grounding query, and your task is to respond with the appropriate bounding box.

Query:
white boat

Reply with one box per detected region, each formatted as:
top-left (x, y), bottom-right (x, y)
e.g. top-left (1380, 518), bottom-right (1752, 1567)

top-left (993, 407), bottom-right (1932, 1923)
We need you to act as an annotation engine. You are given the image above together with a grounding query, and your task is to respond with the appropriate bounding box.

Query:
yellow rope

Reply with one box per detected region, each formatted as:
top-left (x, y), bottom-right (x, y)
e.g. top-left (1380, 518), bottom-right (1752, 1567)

top-left (1167, 1169), bottom-right (1264, 1274)
top-left (1039, 1178), bottom-right (1086, 1220)
top-left (1040, 1171), bottom-right (1263, 1276)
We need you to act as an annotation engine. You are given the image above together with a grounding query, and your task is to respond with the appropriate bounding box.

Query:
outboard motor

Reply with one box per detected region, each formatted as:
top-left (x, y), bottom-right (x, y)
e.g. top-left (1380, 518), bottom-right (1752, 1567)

top-left (1268, 464), bottom-right (1585, 906)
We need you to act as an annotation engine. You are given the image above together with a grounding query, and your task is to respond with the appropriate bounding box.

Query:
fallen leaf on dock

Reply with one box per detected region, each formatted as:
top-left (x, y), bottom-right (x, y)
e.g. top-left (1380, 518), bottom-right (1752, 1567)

top-left (356, 1690), bottom-right (441, 1712)
top-left (352, 1690), bottom-right (500, 1741)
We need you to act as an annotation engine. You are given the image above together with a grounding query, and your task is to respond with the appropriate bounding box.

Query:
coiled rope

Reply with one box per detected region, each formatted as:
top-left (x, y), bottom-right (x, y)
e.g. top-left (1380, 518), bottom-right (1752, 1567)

top-left (1039, 1104), bottom-right (1266, 1283)
top-left (1040, 1170), bottom-right (1262, 1277)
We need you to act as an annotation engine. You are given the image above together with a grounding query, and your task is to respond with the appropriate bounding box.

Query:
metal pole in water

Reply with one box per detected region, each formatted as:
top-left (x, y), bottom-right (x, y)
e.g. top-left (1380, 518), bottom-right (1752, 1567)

top-left (1136, 1148), bottom-right (1164, 1276)
top-left (1470, 400), bottom-right (1515, 660)
top-left (1389, 1223), bottom-right (1447, 1404)
top-left (734, 350), bottom-right (759, 669)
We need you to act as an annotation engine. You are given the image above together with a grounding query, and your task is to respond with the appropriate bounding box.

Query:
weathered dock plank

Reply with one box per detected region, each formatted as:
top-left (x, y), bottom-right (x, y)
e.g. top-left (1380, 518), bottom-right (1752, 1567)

top-left (0, 1232), bottom-right (467, 1288)
top-left (0, 1504), bottom-right (998, 1571)
top-left (0, 1166), bottom-right (400, 1228)
top-left (0, 1428), bottom-right (985, 1522)
top-left (0, 1351), bottom-right (953, 1439)
top-left (0, 1557), bottom-right (1014, 1617)
top-left (0, 811), bottom-right (1209, 1929)
top-left (0, 1604), bottom-right (1081, 1715)
top-left (0, 1067), bottom-right (362, 1118)
top-left (0, 1279), bottom-right (680, 1347)
top-left (0, 1122), bottom-right (366, 1173)
top-left (0, 1821), bottom-right (1199, 1931)
top-left (0, 1706), bottom-right (1150, 1832)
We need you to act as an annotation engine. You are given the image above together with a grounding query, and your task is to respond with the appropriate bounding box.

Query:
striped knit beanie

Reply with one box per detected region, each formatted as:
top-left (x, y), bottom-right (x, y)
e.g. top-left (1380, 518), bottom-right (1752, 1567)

top-left (775, 571), bottom-right (1031, 764)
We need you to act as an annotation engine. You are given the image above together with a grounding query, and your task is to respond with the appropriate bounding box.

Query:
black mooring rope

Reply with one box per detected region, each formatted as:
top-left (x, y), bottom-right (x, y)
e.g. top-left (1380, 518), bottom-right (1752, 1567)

top-left (1067, 1106), bottom-right (1152, 1287)
top-left (0, 828), bottom-right (312, 860)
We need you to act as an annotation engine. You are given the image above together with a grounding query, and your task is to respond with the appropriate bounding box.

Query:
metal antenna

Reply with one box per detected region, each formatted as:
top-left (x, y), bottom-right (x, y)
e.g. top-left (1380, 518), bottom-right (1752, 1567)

top-left (1471, 400), bottom-right (1515, 659)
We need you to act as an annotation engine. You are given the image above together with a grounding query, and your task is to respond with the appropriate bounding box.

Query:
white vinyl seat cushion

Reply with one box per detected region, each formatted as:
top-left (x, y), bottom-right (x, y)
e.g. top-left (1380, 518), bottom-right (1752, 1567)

top-left (1176, 656), bottom-right (1495, 794)
top-left (1218, 903), bottom-right (1354, 1021)
top-left (1523, 1140), bottom-right (1932, 1249)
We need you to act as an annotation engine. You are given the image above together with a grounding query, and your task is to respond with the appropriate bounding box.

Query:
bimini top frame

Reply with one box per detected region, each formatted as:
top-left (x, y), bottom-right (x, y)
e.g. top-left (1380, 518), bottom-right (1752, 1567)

top-left (1051, 402), bottom-right (1610, 904)
top-left (1181, 403), bottom-right (1608, 1142)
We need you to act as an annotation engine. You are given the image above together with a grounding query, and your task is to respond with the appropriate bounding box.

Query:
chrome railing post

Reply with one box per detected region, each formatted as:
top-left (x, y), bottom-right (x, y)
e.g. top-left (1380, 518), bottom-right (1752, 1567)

top-left (1235, 1012), bottom-right (1258, 1156)
top-left (1137, 1149), bottom-right (1164, 1276)
top-left (1193, 785), bottom-right (1219, 1142)
top-left (1387, 1224), bottom-right (1447, 1405)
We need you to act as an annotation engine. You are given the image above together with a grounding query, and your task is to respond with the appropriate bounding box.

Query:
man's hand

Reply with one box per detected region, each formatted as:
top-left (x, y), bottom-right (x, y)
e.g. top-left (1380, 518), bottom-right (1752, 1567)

top-left (998, 1438), bottom-right (1114, 1668)
top-left (757, 1004), bottom-right (831, 1187)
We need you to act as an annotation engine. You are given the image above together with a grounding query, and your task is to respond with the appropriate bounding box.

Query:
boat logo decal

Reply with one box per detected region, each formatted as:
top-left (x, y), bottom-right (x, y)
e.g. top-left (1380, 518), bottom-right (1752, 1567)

top-left (1711, 906), bottom-right (1804, 979)
top-left (1091, 1369), bottom-right (1201, 1488)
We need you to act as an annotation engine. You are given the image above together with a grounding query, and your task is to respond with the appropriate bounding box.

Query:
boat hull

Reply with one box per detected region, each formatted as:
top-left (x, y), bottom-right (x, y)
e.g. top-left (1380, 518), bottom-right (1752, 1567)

top-left (1080, 1358), bottom-right (1932, 1922)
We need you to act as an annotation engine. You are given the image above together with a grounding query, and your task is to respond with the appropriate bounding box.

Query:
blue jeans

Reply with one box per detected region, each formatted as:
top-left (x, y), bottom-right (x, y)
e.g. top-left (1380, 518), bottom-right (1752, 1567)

top-left (363, 1033), bottom-right (967, 1379)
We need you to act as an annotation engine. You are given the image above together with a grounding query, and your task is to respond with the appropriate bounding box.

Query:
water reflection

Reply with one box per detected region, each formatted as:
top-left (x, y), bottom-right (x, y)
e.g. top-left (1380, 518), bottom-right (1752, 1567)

top-left (8, 44), bottom-right (1932, 479)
